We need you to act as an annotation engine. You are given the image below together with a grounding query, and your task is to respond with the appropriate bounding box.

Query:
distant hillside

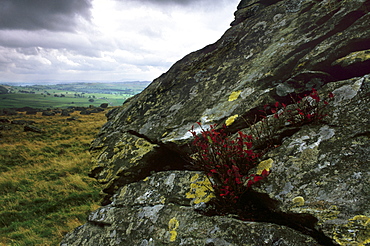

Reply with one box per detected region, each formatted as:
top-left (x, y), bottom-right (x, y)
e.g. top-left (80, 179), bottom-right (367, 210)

top-left (0, 81), bottom-right (151, 109)
top-left (0, 86), bottom-right (9, 94)
top-left (25, 81), bottom-right (151, 94)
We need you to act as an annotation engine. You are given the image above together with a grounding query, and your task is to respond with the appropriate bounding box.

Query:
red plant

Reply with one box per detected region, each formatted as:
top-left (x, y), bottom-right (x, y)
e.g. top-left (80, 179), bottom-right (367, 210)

top-left (248, 88), bottom-right (334, 150)
top-left (188, 89), bottom-right (334, 208)
top-left (275, 88), bottom-right (334, 126)
top-left (189, 123), bottom-right (267, 204)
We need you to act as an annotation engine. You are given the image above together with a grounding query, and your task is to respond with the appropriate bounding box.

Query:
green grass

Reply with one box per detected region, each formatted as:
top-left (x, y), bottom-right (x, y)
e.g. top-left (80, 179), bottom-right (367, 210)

top-left (0, 92), bottom-right (130, 109)
top-left (0, 82), bottom-right (150, 109)
top-left (0, 110), bottom-right (106, 245)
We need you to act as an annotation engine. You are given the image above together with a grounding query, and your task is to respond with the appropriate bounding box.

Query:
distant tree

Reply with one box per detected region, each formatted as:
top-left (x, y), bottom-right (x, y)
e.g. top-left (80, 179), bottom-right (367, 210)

top-left (88, 99), bottom-right (94, 102)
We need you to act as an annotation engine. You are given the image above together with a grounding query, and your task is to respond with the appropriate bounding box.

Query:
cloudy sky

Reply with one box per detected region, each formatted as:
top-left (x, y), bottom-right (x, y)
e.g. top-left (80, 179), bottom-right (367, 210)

top-left (0, 0), bottom-right (240, 84)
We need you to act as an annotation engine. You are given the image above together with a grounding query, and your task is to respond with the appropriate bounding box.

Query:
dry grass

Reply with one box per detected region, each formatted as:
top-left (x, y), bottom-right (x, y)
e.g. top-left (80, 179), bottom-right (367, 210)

top-left (0, 109), bottom-right (108, 245)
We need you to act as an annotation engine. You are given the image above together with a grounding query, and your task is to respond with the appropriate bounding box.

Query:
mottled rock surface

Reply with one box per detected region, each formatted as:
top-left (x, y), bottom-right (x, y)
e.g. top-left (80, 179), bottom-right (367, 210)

top-left (62, 171), bottom-right (319, 246)
top-left (257, 76), bottom-right (370, 245)
top-left (62, 0), bottom-right (370, 245)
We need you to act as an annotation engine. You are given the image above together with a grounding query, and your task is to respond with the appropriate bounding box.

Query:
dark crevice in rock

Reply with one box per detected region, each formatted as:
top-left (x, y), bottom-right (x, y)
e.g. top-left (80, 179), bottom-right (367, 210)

top-left (300, 2), bottom-right (315, 14)
top-left (237, 0), bottom-right (281, 9)
top-left (326, 61), bottom-right (370, 82)
top-left (89, 221), bottom-right (112, 228)
top-left (334, 63), bottom-right (370, 80)
top-left (353, 131), bottom-right (370, 139)
top-left (89, 166), bottom-right (104, 181)
top-left (338, 38), bottom-right (370, 54)
top-left (322, 38), bottom-right (370, 81)
top-left (277, 9), bottom-right (367, 84)
top-left (199, 190), bottom-right (339, 246)
top-left (259, 0), bottom-right (282, 6)
top-left (297, 9), bottom-right (364, 54)
top-left (126, 129), bottom-right (158, 145)
top-left (315, 7), bottom-right (341, 27)
top-left (99, 132), bottom-right (189, 206)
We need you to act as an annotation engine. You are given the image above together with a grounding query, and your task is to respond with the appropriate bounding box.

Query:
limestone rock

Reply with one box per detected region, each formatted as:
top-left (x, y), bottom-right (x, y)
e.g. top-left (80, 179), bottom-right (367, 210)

top-left (61, 171), bottom-right (319, 246)
top-left (257, 76), bottom-right (370, 246)
top-left (62, 0), bottom-right (370, 245)
top-left (89, 0), bottom-right (370, 197)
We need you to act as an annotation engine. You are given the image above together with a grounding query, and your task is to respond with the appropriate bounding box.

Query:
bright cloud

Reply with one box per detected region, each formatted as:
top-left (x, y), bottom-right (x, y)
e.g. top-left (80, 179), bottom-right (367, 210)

top-left (0, 0), bottom-right (240, 84)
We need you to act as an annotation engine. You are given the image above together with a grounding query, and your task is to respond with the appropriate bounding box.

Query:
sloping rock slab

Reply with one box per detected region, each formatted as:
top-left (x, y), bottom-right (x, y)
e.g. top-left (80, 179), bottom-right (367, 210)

top-left (89, 0), bottom-right (370, 196)
top-left (61, 171), bottom-right (320, 246)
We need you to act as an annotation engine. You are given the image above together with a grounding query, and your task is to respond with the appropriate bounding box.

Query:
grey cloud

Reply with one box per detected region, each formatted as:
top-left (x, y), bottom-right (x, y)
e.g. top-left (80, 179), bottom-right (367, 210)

top-left (123, 0), bottom-right (229, 7)
top-left (0, 0), bottom-right (92, 32)
top-left (0, 30), bottom-right (102, 57)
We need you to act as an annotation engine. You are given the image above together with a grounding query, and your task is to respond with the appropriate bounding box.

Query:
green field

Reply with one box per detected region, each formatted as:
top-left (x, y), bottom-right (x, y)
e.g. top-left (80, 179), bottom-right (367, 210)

top-left (0, 82), bottom-right (150, 109)
top-left (0, 92), bottom-right (127, 109)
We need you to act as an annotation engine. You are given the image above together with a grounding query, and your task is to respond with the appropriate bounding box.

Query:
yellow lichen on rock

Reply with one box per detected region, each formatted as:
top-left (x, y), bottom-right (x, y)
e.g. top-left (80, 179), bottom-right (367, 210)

top-left (225, 114), bottom-right (239, 126)
top-left (228, 90), bottom-right (241, 101)
top-left (256, 158), bottom-right (273, 175)
top-left (292, 196), bottom-right (305, 206)
top-left (333, 215), bottom-right (370, 246)
top-left (186, 173), bottom-right (215, 204)
top-left (168, 217), bottom-right (179, 242)
top-left (333, 49), bottom-right (370, 67)
top-left (350, 215), bottom-right (370, 226)
top-left (130, 138), bottom-right (156, 163)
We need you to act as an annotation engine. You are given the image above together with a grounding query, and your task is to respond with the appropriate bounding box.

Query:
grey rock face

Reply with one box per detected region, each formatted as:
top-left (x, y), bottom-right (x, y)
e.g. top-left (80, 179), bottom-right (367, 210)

top-left (62, 0), bottom-right (370, 245)
top-left (62, 171), bottom-right (319, 246)
top-left (257, 76), bottom-right (370, 245)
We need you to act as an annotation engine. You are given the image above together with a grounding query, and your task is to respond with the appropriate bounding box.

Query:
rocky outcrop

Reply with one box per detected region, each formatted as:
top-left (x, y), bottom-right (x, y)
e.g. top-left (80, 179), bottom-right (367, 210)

top-left (62, 0), bottom-right (370, 245)
top-left (61, 171), bottom-right (321, 246)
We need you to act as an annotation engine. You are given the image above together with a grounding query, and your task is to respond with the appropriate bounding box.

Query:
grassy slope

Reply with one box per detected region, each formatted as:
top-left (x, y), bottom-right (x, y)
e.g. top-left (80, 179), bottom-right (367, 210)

top-left (0, 110), bottom-right (107, 245)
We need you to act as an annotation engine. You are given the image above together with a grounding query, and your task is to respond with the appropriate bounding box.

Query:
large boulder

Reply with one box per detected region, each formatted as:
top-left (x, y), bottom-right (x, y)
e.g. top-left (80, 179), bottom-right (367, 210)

top-left (62, 0), bottom-right (370, 245)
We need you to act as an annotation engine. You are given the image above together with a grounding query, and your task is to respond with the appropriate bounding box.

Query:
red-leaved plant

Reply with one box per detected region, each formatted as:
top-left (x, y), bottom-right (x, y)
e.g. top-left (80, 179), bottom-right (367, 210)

top-left (273, 88), bottom-right (334, 126)
top-left (188, 88), bottom-right (334, 215)
top-left (188, 123), bottom-right (268, 205)
top-left (247, 88), bottom-right (335, 150)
